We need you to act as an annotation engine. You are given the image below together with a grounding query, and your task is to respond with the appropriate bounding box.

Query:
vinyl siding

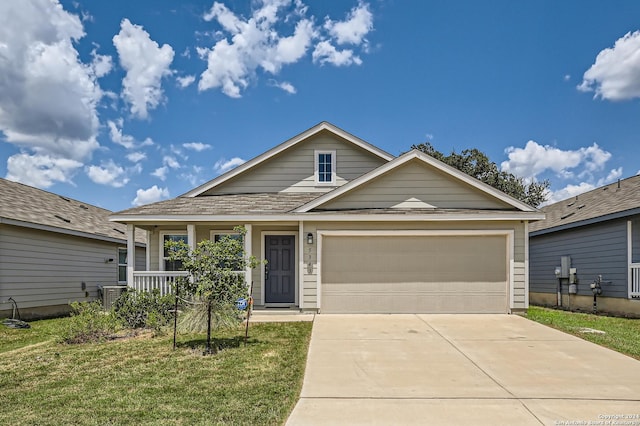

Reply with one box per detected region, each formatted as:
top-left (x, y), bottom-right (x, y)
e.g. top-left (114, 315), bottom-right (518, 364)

top-left (0, 224), bottom-right (145, 311)
top-left (529, 219), bottom-right (629, 298)
top-left (140, 220), bottom-right (527, 311)
top-left (201, 132), bottom-right (386, 195)
top-left (302, 220), bottom-right (526, 311)
top-left (318, 160), bottom-right (513, 211)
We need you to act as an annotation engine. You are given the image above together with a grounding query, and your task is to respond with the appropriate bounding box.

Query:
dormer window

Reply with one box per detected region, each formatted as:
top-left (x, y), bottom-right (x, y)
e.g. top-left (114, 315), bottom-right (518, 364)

top-left (315, 150), bottom-right (336, 185)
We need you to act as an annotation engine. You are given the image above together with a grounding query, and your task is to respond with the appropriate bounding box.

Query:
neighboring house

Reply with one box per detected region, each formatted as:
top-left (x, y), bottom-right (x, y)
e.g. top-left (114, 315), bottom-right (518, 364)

top-left (0, 178), bottom-right (146, 319)
top-left (111, 122), bottom-right (543, 314)
top-left (529, 176), bottom-right (640, 316)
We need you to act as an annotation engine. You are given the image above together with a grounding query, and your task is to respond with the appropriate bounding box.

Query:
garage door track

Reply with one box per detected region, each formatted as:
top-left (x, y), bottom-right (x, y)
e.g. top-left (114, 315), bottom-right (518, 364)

top-left (287, 314), bottom-right (640, 425)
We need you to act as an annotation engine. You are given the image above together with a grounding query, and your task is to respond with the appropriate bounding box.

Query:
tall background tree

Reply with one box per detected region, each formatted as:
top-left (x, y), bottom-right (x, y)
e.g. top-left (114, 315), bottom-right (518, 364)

top-left (410, 142), bottom-right (549, 207)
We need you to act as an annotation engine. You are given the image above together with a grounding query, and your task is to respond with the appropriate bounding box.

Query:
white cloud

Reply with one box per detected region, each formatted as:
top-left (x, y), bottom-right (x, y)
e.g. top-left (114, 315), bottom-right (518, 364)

top-left (543, 182), bottom-right (596, 206)
top-left (151, 155), bottom-right (181, 181)
top-left (126, 152), bottom-right (146, 163)
top-left (183, 142), bottom-right (211, 151)
top-left (214, 157), bottom-right (245, 173)
top-left (270, 80), bottom-right (297, 93)
top-left (163, 155), bottom-right (181, 169)
top-left (0, 0), bottom-right (104, 186)
top-left (180, 165), bottom-right (205, 186)
top-left (90, 48), bottom-right (113, 78)
top-left (132, 185), bottom-right (170, 206)
top-left (501, 141), bottom-right (611, 180)
top-left (323, 1), bottom-right (373, 45)
top-left (312, 40), bottom-right (361, 66)
top-left (198, 1), bottom-right (372, 97)
top-left (176, 75), bottom-right (196, 88)
top-left (6, 153), bottom-right (82, 188)
top-left (578, 30), bottom-right (640, 101)
top-left (152, 166), bottom-right (168, 181)
top-left (113, 19), bottom-right (175, 119)
top-left (596, 167), bottom-right (623, 186)
top-left (542, 167), bottom-right (624, 206)
top-left (107, 119), bottom-right (135, 149)
top-left (86, 160), bottom-right (129, 187)
top-left (107, 118), bottom-right (154, 149)
top-left (563, 74), bottom-right (571, 81)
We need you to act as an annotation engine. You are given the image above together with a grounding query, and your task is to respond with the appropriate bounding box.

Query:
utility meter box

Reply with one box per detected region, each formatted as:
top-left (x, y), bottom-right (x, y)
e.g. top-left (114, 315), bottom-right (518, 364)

top-left (560, 256), bottom-right (571, 279)
top-left (569, 267), bottom-right (578, 284)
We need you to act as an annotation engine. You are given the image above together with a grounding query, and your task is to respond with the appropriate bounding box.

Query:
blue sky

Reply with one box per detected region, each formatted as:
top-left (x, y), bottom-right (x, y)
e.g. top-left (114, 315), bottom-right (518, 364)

top-left (1, 0), bottom-right (640, 211)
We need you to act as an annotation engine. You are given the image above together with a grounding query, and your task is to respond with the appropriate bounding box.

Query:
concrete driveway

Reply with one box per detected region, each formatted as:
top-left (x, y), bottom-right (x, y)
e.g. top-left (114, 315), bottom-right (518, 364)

top-left (286, 314), bottom-right (640, 425)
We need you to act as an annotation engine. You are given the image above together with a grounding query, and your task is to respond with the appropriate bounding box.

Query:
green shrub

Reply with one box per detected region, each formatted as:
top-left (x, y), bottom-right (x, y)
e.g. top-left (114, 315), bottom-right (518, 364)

top-left (112, 289), bottom-right (175, 332)
top-left (62, 301), bottom-right (119, 344)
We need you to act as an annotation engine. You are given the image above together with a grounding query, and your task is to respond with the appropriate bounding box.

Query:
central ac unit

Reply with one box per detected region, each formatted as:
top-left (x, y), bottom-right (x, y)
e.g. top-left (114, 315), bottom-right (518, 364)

top-left (100, 285), bottom-right (128, 309)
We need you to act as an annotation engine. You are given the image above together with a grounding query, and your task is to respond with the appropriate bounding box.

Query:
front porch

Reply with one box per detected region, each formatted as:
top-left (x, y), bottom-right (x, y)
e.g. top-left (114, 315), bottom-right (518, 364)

top-left (123, 222), bottom-right (308, 309)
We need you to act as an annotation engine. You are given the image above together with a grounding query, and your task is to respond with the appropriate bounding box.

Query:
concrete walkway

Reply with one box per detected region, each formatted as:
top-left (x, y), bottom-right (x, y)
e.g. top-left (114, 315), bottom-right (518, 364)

top-left (287, 314), bottom-right (640, 425)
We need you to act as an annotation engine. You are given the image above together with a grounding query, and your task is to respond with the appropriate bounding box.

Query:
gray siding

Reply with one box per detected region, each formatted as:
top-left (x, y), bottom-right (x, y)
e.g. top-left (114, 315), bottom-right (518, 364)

top-left (0, 224), bottom-right (145, 312)
top-left (202, 132), bottom-right (386, 195)
top-left (319, 160), bottom-right (513, 211)
top-left (530, 219), bottom-right (629, 298)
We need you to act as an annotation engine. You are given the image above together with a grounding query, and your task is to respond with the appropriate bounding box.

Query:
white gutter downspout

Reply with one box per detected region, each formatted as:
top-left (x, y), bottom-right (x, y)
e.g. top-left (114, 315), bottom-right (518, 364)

top-left (126, 224), bottom-right (135, 287)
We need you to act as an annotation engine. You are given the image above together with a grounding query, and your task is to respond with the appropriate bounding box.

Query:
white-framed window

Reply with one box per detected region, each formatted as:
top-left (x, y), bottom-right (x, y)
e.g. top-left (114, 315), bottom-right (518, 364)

top-left (160, 232), bottom-right (188, 271)
top-left (118, 247), bottom-right (127, 284)
top-left (315, 150), bottom-right (336, 185)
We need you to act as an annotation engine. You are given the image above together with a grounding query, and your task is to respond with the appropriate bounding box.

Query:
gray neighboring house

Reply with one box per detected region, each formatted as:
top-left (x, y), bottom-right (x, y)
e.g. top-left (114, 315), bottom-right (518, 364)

top-left (529, 175), bottom-right (640, 316)
top-left (0, 178), bottom-right (146, 319)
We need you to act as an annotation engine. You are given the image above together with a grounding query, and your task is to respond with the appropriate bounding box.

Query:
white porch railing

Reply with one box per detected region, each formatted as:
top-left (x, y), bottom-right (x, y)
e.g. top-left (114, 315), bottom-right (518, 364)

top-left (631, 264), bottom-right (640, 299)
top-left (131, 271), bottom-right (189, 296)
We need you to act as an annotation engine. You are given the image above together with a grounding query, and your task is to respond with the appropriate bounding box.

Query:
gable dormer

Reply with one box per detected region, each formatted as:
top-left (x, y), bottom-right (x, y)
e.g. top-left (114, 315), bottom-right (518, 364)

top-left (184, 122), bottom-right (393, 197)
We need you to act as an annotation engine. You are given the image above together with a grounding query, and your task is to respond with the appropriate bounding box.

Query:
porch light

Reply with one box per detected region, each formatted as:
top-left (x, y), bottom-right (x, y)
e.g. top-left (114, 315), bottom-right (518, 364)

top-left (307, 232), bottom-right (314, 244)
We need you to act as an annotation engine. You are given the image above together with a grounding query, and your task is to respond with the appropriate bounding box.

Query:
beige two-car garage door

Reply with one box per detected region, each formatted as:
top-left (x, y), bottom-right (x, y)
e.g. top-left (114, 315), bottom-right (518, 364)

top-left (320, 234), bottom-right (508, 314)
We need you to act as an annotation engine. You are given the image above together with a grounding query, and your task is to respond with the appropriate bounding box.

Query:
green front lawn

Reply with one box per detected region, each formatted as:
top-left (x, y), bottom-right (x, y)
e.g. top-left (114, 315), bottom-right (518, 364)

top-left (526, 306), bottom-right (640, 360)
top-left (0, 318), bottom-right (312, 425)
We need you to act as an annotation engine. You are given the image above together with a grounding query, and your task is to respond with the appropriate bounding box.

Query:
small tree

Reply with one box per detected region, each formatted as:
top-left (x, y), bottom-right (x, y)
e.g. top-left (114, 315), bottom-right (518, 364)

top-left (165, 226), bottom-right (261, 354)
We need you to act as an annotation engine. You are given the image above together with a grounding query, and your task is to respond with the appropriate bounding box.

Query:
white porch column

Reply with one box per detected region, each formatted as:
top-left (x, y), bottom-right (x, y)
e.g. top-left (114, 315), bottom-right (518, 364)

top-left (629, 220), bottom-right (633, 298)
top-left (298, 221), bottom-right (304, 309)
top-left (145, 229), bottom-right (151, 271)
top-left (127, 223), bottom-right (135, 287)
top-left (524, 221), bottom-right (529, 309)
top-left (187, 224), bottom-right (196, 251)
top-left (244, 224), bottom-right (252, 289)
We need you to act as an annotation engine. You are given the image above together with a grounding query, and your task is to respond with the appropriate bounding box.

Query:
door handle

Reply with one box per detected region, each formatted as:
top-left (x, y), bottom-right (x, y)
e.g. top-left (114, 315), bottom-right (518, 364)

top-left (265, 264), bottom-right (269, 281)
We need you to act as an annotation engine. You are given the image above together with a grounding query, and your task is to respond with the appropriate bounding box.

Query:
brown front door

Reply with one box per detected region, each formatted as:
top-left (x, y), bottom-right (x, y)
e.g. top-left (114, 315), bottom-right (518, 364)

top-left (265, 235), bottom-right (295, 304)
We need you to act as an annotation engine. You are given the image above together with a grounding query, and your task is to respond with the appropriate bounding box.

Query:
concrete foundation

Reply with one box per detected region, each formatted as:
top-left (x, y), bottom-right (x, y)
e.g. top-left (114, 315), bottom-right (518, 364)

top-left (0, 304), bottom-right (73, 321)
top-left (530, 291), bottom-right (640, 318)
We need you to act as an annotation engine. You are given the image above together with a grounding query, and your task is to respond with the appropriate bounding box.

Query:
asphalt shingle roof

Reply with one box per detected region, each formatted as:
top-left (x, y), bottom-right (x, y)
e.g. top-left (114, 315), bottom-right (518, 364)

top-left (113, 193), bottom-right (323, 216)
top-left (0, 178), bottom-right (144, 243)
top-left (113, 192), bottom-right (537, 219)
top-left (530, 174), bottom-right (640, 233)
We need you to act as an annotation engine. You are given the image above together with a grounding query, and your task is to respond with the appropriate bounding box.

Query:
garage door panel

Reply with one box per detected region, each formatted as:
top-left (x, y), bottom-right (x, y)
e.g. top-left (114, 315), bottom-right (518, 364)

top-left (320, 235), bottom-right (508, 314)
top-left (323, 236), bottom-right (506, 284)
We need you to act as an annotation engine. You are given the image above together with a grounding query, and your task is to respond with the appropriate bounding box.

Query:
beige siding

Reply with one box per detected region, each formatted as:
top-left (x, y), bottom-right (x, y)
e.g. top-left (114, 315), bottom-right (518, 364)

top-left (135, 246), bottom-right (146, 271)
top-left (202, 132), bottom-right (386, 195)
top-left (301, 221), bottom-right (527, 312)
top-left (319, 160), bottom-right (513, 210)
top-left (136, 220), bottom-right (527, 313)
top-left (0, 224), bottom-right (128, 313)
